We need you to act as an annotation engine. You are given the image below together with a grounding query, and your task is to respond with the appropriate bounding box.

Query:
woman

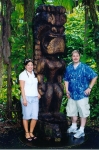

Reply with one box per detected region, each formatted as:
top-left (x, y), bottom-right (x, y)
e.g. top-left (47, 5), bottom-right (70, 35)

top-left (19, 58), bottom-right (41, 141)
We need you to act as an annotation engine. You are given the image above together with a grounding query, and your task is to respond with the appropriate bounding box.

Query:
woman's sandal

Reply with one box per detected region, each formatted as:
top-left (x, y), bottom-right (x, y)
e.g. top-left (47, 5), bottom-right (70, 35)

top-left (30, 132), bottom-right (37, 140)
top-left (25, 132), bottom-right (32, 141)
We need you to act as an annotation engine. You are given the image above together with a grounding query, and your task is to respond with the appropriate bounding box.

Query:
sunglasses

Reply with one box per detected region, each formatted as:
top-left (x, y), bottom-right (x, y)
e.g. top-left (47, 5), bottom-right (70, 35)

top-left (24, 59), bottom-right (33, 65)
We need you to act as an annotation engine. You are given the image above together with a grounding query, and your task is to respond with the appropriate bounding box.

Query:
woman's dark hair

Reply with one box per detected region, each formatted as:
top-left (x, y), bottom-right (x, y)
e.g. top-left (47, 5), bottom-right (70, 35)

top-left (24, 59), bottom-right (33, 66)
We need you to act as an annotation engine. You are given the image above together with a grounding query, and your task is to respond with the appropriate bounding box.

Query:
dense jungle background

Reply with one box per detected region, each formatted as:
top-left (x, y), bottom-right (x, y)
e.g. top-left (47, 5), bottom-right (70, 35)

top-left (0, 0), bottom-right (99, 124)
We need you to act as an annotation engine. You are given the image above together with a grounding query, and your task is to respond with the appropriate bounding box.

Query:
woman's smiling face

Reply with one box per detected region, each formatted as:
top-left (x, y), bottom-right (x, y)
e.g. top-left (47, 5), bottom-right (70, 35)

top-left (25, 62), bottom-right (33, 73)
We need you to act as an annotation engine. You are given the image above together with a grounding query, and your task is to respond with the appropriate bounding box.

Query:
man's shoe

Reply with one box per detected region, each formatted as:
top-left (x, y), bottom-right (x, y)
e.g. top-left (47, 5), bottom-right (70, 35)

top-left (74, 130), bottom-right (85, 138)
top-left (67, 126), bottom-right (78, 133)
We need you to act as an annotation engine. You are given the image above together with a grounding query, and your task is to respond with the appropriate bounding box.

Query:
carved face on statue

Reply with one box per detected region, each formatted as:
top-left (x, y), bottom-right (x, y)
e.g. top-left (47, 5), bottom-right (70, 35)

top-left (33, 5), bottom-right (66, 61)
top-left (39, 9), bottom-right (66, 55)
top-left (41, 33), bottom-right (65, 55)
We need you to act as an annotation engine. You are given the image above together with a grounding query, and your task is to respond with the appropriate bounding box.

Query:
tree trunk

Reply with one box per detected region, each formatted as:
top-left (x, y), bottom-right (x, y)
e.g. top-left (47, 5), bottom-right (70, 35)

top-left (0, 6), bottom-right (3, 89)
top-left (2, 0), bottom-right (12, 119)
top-left (83, 4), bottom-right (89, 60)
top-left (89, 0), bottom-right (99, 46)
top-left (24, 0), bottom-right (35, 58)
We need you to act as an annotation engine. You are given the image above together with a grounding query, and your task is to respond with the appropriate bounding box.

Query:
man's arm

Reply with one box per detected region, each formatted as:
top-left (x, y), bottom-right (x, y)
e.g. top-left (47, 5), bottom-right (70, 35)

top-left (64, 81), bottom-right (70, 98)
top-left (89, 76), bottom-right (98, 89)
top-left (84, 76), bottom-right (98, 95)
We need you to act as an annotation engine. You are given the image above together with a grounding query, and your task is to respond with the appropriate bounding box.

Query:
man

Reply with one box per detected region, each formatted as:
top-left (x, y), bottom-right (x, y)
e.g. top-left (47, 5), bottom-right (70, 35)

top-left (64, 50), bottom-right (98, 138)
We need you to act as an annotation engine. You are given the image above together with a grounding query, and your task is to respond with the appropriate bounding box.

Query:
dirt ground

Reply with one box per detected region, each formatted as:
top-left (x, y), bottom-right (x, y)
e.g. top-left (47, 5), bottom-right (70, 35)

top-left (0, 119), bottom-right (99, 149)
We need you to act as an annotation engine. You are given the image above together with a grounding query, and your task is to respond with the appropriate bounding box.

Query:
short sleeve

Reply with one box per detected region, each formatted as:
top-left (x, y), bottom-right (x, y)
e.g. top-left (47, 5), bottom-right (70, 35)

top-left (19, 72), bottom-right (26, 81)
top-left (63, 67), bottom-right (69, 81)
top-left (85, 65), bottom-right (97, 80)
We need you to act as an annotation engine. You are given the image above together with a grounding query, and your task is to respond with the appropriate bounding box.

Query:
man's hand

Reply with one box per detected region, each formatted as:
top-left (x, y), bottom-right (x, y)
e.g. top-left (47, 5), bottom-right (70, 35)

top-left (66, 90), bottom-right (70, 99)
top-left (84, 88), bottom-right (91, 96)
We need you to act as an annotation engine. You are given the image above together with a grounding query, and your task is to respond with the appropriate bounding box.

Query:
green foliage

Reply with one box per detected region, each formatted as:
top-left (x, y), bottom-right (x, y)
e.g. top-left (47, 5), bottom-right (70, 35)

top-left (96, 0), bottom-right (99, 5)
top-left (60, 95), bottom-right (67, 114)
top-left (65, 7), bottom-right (85, 63)
top-left (46, 0), bottom-right (74, 10)
top-left (11, 71), bottom-right (21, 99)
top-left (10, 1), bottom-right (26, 76)
top-left (65, 6), bottom-right (96, 64)
top-left (0, 73), bottom-right (7, 103)
top-left (0, 66), bottom-right (20, 104)
top-left (89, 83), bottom-right (99, 119)
top-left (35, 0), bottom-right (44, 11)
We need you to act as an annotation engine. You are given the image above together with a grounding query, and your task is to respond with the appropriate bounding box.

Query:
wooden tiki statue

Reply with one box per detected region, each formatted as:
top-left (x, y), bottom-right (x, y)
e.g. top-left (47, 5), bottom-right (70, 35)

top-left (33, 5), bottom-right (66, 113)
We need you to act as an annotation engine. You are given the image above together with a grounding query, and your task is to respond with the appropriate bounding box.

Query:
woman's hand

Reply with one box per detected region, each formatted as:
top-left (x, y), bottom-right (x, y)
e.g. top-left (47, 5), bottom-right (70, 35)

top-left (23, 99), bottom-right (27, 106)
top-left (38, 93), bottom-right (41, 99)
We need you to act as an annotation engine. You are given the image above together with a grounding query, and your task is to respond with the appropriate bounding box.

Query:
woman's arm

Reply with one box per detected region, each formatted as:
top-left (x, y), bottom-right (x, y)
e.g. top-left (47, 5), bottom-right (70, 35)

top-left (19, 80), bottom-right (27, 106)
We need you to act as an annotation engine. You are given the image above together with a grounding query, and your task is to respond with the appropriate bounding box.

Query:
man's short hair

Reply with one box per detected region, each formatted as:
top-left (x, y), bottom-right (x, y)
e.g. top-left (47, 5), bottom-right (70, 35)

top-left (72, 50), bottom-right (80, 56)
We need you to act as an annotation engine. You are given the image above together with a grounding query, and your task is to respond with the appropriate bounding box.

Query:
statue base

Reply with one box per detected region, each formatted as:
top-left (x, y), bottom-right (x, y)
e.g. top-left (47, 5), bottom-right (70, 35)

top-left (36, 112), bottom-right (68, 140)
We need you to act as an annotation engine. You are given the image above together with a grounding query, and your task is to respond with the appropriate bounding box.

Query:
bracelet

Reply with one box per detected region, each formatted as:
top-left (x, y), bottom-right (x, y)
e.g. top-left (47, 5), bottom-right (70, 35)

top-left (89, 87), bottom-right (92, 89)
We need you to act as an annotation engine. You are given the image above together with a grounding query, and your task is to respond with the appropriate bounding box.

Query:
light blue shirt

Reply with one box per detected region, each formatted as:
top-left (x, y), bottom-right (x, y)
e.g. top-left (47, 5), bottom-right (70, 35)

top-left (64, 62), bottom-right (97, 100)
